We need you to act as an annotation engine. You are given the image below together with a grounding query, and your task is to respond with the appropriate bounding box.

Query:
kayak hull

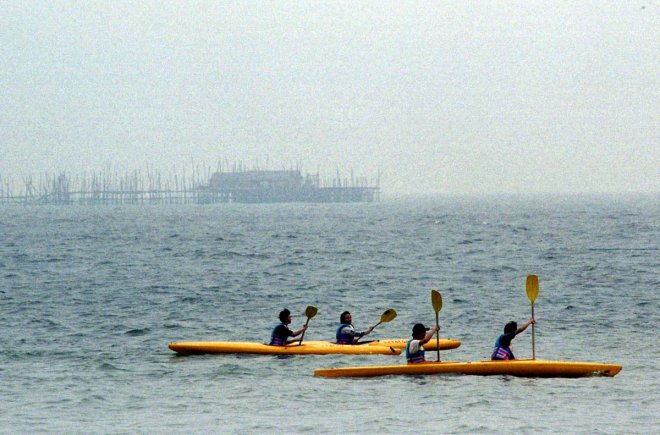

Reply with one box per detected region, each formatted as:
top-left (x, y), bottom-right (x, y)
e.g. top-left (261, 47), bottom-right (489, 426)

top-left (314, 359), bottom-right (622, 378)
top-left (304, 338), bottom-right (461, 351)
top-left (365, 338), bottom-right (461, 351)
top-left (168, 341), bottom-right (401, 355)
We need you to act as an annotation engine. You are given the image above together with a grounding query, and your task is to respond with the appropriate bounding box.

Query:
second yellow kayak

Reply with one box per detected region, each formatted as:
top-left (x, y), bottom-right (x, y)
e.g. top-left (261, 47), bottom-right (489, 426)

top-left (314, 359), bottom-right (623, 378)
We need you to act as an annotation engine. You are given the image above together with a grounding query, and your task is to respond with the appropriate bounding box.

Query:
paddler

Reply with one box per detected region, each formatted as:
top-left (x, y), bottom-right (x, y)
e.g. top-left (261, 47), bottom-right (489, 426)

top-left (269, 308), bottom-right (308, 346)
top-left (491, 318), bottom-right (536, 360)
top-left (405, 323), bottom-right (440, 363)
top-left (336, 311), bottom-right (375, 344)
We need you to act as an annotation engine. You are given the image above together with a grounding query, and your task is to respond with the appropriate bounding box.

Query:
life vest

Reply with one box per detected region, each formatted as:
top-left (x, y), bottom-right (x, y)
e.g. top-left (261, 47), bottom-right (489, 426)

top-left (491, 334), bottom-right (515, 360)
top-left (269, 323), bottom-right (288, 346)
top-left (336, 323), bottom-right (353, 344)
top-left (491, 346), bottom-right (514, 360)
top-left (406, 339), bottom-right (426, 363)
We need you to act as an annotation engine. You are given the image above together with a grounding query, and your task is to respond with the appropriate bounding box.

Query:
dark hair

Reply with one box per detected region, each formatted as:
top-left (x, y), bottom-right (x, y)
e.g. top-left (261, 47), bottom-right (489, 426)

top-left (504, 321), bottom-right (517, 334)
top-left (340, 311), bottom-right (350, 323)
top-left (279, 309), bottom-right (291, 323)
top-left (412, 323), bottom-right (429, 337)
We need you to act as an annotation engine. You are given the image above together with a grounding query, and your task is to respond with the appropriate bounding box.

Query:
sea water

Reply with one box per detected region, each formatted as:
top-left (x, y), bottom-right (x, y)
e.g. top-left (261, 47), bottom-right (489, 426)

top-left (1, 194), bottom-right (658, 434)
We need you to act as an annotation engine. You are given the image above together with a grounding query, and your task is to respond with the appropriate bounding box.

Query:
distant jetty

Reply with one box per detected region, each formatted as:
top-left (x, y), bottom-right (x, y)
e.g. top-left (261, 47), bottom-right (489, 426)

top-left (199, 169), bottom-right (378, 203)
top-left (0, 165), bottom-right (380, 205)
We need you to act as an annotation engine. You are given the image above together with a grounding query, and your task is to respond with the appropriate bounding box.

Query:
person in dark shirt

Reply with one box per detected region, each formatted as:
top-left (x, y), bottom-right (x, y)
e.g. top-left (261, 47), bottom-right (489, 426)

top-left (269, 308), bottom-right (308, 346)
top-left (335, 311), bottom-right (375, 344)
top-left (491, 318), bottom-right (536, 360)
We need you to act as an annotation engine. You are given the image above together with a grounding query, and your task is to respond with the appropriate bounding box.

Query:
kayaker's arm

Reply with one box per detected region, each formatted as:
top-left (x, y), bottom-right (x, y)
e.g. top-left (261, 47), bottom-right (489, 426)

top-left (285, 324), bottom-right (309, 344)
top-left (291, 324), bottom-right (308, 337)
top-left (516, 318), bottom-right (536, 335)
top-left (356, 325), bottom-right (375, 338)
top-left (419, 325), bottom-right (440, 345)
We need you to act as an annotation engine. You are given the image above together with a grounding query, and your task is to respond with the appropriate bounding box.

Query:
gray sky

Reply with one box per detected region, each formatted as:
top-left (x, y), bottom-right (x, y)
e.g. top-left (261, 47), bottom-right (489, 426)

top-left (1, 1), bottom-right (658, 194)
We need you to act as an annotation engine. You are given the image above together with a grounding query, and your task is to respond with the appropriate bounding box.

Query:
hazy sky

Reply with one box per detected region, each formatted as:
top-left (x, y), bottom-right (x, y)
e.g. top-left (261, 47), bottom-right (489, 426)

top-left (1, 1), bottom-right (658, 194)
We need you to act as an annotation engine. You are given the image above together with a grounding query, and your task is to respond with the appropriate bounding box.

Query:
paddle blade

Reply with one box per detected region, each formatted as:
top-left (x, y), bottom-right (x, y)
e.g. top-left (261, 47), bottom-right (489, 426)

top-left (526, 275), bottom-right (539, 306)
top-left (380, 308), bottom-right (397, 323)
top-left (305, 305), bottom-right (318, 319)
top-left (431, 289), bottom-right (443, 313)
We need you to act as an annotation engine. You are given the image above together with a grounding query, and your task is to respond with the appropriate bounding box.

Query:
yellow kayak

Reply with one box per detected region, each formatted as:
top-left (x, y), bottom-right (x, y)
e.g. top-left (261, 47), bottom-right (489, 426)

top-left (300, 338), bottom-right (462, 351)
top-left (168, 341), bottom-right (401, 355)
top-left (361, 338), bottom-right (461, 351)
top-left (314, 359), bottom-right (623, 378)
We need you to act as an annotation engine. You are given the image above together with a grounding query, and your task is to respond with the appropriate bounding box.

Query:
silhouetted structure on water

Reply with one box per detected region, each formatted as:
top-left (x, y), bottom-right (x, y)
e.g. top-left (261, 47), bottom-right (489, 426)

top-left (0, 165), bottom-right (379, 205)
top-left (199, 170), bottom-right (378, 203)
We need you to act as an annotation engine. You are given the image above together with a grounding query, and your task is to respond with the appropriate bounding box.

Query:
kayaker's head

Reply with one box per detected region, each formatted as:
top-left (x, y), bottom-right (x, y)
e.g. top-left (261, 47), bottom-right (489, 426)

top-left (504, 321), bottom-right (517, 334)
top-left (340, 311), bottom-right (351, 324)
top-left (279, 309), bottom-right (292, 325)
top-left (412, 323), bottom-right (429, 339)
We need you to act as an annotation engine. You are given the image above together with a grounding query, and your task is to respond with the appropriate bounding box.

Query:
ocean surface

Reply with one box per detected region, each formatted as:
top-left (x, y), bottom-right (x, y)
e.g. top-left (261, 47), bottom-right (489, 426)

top-left (1, 194), bottom-right (658, 434)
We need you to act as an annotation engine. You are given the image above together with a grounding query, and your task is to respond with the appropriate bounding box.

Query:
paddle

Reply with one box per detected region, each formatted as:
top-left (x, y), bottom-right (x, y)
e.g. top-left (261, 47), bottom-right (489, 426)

top-left (354, 308), bottom-right (397, 342)
top-left (526, 275), bottom-right (539, 360)
top-left (297, 305), bottom-right (318, 345)
top-left (431, 289), bottom-right (442, 362)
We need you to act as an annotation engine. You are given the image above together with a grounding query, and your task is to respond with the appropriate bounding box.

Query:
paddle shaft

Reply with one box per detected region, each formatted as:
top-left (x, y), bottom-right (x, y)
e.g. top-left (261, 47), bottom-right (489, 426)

top-left (298, 318), bottom-right (311, 345)
top-left (531, 305), bottom-right (536, 360)
top-left (435, 312), bottom-right (440, 362)
top-left (354, 309), bottom-right (396, 342)
top-left (354, 321), bottom-right (380, 343)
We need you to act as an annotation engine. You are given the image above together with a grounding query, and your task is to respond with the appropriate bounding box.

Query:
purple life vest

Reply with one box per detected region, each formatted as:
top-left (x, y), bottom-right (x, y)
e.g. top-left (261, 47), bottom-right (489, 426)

top-left (491, 346), bottom-right (514, 360)
top-left (491, 333), bottom-right (515, 360)
top-left (405, 339), bottom-right (426, 363)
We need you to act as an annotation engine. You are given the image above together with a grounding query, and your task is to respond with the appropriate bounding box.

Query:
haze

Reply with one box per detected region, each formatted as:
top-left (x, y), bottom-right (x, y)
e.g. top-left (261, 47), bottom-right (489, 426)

top-left (1, 1), bottom-right (657, 195)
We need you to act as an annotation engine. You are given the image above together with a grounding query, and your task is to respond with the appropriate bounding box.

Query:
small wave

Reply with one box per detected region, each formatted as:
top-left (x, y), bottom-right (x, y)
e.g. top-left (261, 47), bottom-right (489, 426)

top-left (94, 260), bottom-right (113, 266)
top-left (79, 394), bottom-right (107, 404)
top-left (211, 250), bottom-right (268, 259)
top-left (125, 328), bottom-right (151, 336)
top-left (181, 296), bottom-right (201, 303)
top-left (276, 261), bottom-right (304, 267)
top-left (99, 362), bottom-right (126, 371)
top-left (270, 234), bottom-right (298, 239)
top-left (588, 247), bottom-right (658, 251)
top-left (148, 284), bottom-right (174, 292)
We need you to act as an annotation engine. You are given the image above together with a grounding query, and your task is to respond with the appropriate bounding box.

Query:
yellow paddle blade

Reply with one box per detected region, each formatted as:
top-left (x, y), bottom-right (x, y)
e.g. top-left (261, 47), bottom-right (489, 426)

top-left (380, 308), bottom-right (397, 323)
top-left (431, 289), bottom-right (443, 313)
top-left (305, 305), bottom-right (318, 319)
top-left (526, 275), bottom-right (539, 306)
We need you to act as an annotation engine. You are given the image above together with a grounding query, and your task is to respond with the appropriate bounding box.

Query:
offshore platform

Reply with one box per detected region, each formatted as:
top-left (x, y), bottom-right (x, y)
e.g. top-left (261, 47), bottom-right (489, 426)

top-left (198, 169), bottom-right (379, 203)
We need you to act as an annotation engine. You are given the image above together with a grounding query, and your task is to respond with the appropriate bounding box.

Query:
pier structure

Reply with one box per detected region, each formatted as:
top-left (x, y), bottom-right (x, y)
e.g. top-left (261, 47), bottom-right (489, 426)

top-left (0, 164), bottom-right (379, 205)
top-left (198, 169), bottom-right (378, 203)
